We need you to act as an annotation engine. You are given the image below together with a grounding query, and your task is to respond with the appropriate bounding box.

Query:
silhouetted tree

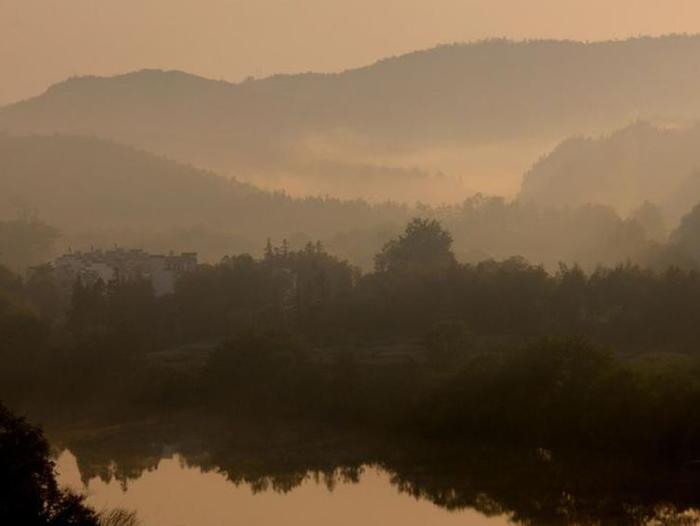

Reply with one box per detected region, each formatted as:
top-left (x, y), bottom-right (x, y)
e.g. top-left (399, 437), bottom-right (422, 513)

top-left (0, 402), bottom-right (99, 525)
top-left (375, 218), bottom-right (456, 274)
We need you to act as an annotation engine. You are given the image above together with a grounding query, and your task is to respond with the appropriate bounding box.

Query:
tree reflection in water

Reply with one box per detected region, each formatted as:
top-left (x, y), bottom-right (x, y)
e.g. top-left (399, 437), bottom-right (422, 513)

top-left (49, 415), bottom-right (700, 525)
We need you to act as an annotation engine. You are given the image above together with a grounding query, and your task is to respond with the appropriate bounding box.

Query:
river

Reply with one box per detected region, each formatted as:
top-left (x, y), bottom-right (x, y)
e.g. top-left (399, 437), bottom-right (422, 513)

top-left (57, 450), bottom-right (510, 526)
top-left (47, 416), bottom-right (700, 525)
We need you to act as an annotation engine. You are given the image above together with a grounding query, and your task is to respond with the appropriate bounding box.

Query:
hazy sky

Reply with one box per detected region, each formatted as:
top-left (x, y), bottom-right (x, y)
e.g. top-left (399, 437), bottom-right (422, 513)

top-left (3, 0), bottom-right (700, 106)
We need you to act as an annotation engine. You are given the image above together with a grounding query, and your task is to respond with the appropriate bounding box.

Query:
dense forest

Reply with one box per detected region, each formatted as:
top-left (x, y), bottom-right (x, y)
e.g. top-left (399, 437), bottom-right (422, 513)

top-left (4, 218), bottom-right (700, 468)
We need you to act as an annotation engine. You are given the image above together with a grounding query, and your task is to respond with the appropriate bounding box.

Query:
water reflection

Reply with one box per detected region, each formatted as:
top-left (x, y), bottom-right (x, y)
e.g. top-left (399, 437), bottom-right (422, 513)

top-left (48, 416), bottom-right (700, 525)
top-left (57, 451), bottom-right (508, 526)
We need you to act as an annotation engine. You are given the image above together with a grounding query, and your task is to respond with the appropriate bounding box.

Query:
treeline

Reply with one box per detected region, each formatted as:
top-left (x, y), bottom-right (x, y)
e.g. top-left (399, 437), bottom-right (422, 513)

top-left (199, 334), bottom-right (700, 462)
top-left (4, 217), bottom-right (700, 359)
top-left (51, 218), bottom-right (700, 351)
top-left (4, 219), bottom-right (700, 460)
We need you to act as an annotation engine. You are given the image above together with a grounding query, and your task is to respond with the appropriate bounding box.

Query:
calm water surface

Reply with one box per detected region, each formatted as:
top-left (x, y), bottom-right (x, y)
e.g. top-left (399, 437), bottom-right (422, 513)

top-left (48, 416), bottom-right (700, 525)
top-left (56, 451), bottom-right (510, 526)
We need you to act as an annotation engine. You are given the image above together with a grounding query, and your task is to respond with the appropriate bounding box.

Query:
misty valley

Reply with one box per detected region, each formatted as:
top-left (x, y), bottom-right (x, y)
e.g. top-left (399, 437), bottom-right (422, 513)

top-left (6, 33), bottom-right (700, 526)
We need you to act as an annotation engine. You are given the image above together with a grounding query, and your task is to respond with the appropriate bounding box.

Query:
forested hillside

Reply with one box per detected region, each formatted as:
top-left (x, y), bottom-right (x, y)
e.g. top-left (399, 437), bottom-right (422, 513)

top-left (520, 122), bottom-right (700, 219)
top-left (4, 36), bottom-right (700, 200)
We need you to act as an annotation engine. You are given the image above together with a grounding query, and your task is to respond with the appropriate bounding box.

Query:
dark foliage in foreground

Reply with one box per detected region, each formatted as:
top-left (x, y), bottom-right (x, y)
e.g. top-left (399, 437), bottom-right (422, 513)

top-left (0, 402), bottom-right (98, 526)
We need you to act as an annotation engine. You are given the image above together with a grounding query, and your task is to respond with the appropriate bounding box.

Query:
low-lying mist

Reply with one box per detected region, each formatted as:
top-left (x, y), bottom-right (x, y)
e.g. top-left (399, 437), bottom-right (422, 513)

top-left (2, 131), bottom-right (699, 276)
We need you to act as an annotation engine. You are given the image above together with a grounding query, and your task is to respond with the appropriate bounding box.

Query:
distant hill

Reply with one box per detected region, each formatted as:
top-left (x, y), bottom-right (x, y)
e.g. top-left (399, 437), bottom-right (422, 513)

top-left (4, 36), bottom-right (700, 200)
top-left (519, 122), bottom-right (700, 219)
top-left (0, 134), bottom-right (688, 271)
top-left (672, 203), bottom-right (700, 262)
top-left (0, 134), bottom-right (410, 264)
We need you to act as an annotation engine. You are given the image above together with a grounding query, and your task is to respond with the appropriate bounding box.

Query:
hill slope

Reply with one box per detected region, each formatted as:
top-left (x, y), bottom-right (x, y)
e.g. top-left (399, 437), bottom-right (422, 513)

top-left (4, 36), bottom-right (700, 200)
top-left (0, 134), bottom-right (410, 263)
top-left (519, 122), bottom-right (700, 219)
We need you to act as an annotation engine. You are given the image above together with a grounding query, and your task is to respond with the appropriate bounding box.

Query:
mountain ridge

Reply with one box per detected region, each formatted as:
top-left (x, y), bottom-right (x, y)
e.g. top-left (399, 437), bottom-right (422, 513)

top-left (11, 35), bottom-right (700, 102)
top-left (4, 35), bottom-right (700, 201)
